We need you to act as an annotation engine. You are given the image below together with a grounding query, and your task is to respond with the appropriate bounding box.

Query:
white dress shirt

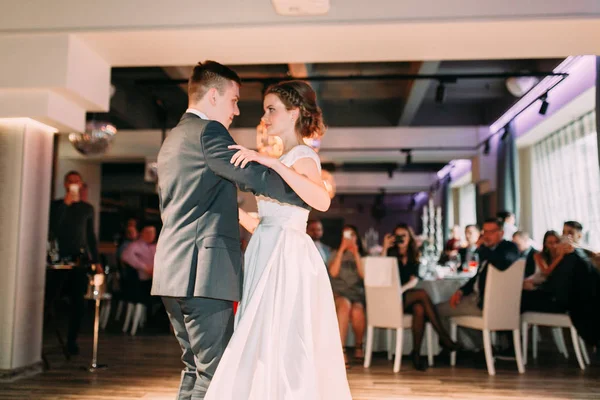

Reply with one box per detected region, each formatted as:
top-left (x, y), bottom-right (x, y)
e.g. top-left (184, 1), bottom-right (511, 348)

top-left (186, 108), bottom-right (209, 120)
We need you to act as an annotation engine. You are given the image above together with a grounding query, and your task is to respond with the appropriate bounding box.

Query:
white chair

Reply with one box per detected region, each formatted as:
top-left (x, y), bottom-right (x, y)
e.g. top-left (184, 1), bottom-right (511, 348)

top-left (450, 259), bottom-right (526, 376)
top-left (363, 257), bottom-right (433, 372)
top-left (122, 303), bottom-right (146, 336)
top-left (521, 312), bottom-right (589, 370)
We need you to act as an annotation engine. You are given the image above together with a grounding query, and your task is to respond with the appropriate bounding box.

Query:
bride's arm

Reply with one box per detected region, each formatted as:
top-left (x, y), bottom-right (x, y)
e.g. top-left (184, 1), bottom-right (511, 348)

top-left (229, 146), bottom-right (331, 212)
top-left (271, 158), bottom-right (330, 212)
top-left (238, 208), bottom-right (259, 234)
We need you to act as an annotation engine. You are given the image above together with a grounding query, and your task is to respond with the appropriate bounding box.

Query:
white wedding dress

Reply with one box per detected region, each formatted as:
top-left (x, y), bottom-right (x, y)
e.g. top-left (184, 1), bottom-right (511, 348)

top-left (205, 145), bottom-right (352, 400)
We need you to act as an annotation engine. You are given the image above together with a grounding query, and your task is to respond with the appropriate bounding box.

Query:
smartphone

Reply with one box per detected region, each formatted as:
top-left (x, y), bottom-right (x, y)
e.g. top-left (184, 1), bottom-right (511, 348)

top-left (343, 230), bottom-right (353, 240)
top-left (69, 184), bottom-right (79, 195)
top-left (560, 235), bottom-right (573, 244)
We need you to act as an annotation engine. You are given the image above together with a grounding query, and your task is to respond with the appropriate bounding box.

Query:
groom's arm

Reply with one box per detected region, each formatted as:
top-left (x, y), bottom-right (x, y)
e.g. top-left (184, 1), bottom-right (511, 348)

top-left (201, 121), bottom-right (308, 209)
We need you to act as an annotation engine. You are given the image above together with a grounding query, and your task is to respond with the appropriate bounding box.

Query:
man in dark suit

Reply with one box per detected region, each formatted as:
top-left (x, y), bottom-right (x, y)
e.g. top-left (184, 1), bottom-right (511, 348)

top-left (152, 61), bottom-right (307, 400)
top-left (48, 171), bottom-right (98, 355)
top-left (563, 220), bottom-right (600, 269)
top-left (438, 218), bottom-right (520, 317)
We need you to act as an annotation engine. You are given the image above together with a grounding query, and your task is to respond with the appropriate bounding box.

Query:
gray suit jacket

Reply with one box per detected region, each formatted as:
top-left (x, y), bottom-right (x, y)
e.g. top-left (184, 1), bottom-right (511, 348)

top-left (152, 113), bottom-right (307, 300)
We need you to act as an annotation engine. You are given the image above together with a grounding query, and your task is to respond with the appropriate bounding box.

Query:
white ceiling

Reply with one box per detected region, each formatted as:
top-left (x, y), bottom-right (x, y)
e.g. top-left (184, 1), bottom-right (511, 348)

top-left (3, 0), bottom-right (597, 193)
top-left (2, 1), bottom-right (598, 31)
top-left (75, 18), bottom-right (600, 66)
top-left (1, 1), bottom-right (600, 66)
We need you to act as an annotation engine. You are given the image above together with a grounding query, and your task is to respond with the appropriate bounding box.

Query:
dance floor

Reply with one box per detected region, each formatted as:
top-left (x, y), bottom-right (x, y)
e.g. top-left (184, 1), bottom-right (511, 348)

top-left (1, 334), bottom-right (599, 399)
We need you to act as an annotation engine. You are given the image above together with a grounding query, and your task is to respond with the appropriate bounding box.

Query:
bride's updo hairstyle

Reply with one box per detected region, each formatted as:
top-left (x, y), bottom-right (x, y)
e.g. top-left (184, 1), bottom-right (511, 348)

top-left (264, 80), bottom-right (326, 139)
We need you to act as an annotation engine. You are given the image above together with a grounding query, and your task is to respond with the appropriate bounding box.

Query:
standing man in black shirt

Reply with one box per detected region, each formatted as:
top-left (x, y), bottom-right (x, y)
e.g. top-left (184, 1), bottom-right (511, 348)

top-left (48, 170), bottom-right (98, 355)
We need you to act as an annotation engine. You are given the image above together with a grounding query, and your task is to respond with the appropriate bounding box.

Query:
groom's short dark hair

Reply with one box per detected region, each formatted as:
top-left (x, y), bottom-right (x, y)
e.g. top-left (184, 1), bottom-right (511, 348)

top-left (188, 61), bottom-right (241, 103)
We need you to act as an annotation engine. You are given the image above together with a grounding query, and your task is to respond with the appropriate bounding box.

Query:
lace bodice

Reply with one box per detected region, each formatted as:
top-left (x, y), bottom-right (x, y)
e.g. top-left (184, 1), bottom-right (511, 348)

top-left (256, 145), bottom-right (321, 227)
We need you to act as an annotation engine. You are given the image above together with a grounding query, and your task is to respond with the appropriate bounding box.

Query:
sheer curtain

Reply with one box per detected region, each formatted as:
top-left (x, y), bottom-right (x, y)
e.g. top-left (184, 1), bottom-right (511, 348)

top-left (532, 111), bottom-right (600, 250)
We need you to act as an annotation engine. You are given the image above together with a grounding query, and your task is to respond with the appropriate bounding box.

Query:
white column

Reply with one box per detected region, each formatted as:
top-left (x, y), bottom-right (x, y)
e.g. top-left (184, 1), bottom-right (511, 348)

top-left (0, 118), bottom-right (55, 375)
top-left (518, 147), bottom-right (535, 240)
top-left (0, 30), bottom-right (110, 381)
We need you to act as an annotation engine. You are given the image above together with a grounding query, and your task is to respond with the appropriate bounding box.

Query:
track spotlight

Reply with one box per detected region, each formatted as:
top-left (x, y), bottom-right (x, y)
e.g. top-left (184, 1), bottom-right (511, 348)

top-left (435, 82), bottom-right (446, 104)
top-left (501, 129), bottom-right (509, 141)
top-left (539, 94), bottom-right (549, 115)
top-left (483, 139), bottom-right (491, 155)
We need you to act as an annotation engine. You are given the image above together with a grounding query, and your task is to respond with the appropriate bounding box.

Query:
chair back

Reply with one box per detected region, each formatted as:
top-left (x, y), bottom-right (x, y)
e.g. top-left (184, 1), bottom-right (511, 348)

top-left (363, 256), bottom-right (404, 329)
top-left (483, 259), bottom-right (526, 330)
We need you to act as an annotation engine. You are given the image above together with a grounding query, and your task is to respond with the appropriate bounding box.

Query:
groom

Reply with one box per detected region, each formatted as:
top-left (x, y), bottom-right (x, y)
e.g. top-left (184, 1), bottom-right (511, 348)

top-left (152, 61), bottom-right (307, 399)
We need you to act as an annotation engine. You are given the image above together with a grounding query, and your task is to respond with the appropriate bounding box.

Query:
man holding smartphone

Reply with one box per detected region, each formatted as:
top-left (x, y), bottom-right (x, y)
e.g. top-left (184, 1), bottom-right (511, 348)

top-left (48, 170), bottom-right (98, 355)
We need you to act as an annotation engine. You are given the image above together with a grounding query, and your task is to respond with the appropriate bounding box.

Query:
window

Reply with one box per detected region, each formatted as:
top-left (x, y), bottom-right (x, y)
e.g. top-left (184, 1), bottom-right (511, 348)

top-left (457, 183), bottom-right (477, 228)
top-left (532, 111), bottom-right (600, 250)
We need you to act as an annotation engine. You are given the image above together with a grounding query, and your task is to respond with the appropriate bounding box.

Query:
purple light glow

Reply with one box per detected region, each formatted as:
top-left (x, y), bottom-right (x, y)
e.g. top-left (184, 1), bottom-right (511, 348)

top-left (512, 55), bottom-right (596, 138)
top-left (437, 159), bottom-right (472, 180)
top-left (440, 56), bottom-right (596, 183)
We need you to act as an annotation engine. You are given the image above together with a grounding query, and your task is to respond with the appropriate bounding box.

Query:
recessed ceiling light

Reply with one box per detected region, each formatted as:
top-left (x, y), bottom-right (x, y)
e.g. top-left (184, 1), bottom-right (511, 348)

top-left (271, 0), bottom-right (330, 16)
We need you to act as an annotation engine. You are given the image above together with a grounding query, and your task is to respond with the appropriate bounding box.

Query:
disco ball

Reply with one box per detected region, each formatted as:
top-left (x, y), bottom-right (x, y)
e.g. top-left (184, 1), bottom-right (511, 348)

top-left (68, 121), bottom-right (117, 156)
top-left (506, 76), bottom-right (539, 97)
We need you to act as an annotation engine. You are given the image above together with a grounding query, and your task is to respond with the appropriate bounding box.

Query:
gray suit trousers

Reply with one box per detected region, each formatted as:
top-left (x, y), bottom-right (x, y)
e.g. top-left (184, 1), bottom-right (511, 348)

top-left (437, 294), bottom-right (483, 350)
top-left (162, 297), bottom-right (234, 400)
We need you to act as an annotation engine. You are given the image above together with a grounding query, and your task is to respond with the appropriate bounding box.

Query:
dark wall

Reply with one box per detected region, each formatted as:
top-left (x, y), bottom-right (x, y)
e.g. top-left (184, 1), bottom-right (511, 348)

top-left (310, 193), bottom-right (422, 249)
top-left (100, 163), bottom-right (160, 242)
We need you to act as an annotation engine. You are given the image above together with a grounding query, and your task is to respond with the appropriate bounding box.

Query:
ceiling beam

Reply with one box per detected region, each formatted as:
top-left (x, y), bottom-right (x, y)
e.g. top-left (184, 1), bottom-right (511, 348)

top-left (60, 18), bottom-right (600, 66)
top-left (105, 83), bottom-right (163, 130)
top-left (161, 66), bottom-right (191, 94)
top-left (331, 171), bottom-right (438, 194)
top-left (57, 125), bottom-right (484, 164)
top-left (398, 61), bottom-right (440, 126)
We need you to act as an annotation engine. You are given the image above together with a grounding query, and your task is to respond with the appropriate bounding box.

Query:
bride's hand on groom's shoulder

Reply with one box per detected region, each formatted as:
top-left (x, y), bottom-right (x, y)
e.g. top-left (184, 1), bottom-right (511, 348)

top-left (229, 145), bottom-right (277, 169)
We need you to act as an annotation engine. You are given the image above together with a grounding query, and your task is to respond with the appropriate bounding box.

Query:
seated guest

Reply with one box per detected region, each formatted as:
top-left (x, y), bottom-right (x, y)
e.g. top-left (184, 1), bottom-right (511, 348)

top-left (521, 230), bottom-right (565, 312)
top-left (529, 229), bottom-right (600, 344)
top-left (445, 225), bottom-right (463, 252)
top-left (563, 221), bottom-right (599, 268)
top-left (329, 225), bottom-right (366, 365)
top-left (438, 218), bottom-right (520, 317)
top-left (116, 225), bottom-right (139, 266)
top-left (497, 210), bottom-right (517, 241)
top-left (512, 231), bottom-right (537, 277)
top-left (121, 223), bottom-right (157, 298)
top-left (438, 240), bottom-right (461, 267)
top-left (459, 224), bottom-right (480, 269)
top-left (382, 224), bottom-right (459, 371)
top-left (307, 219), bottom-right (332, 264)
top-left (438, 218), bottom-right (520, 354)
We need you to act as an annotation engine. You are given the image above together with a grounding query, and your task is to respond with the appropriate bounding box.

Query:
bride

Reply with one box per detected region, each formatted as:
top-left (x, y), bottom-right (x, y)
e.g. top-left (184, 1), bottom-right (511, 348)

top-left (204, 80), bottom-right (352, 400)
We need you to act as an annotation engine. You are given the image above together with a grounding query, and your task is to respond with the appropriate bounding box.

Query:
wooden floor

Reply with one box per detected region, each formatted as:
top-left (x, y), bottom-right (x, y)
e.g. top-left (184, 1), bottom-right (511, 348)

top-left (1, 333), bottom-right (599, 400)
